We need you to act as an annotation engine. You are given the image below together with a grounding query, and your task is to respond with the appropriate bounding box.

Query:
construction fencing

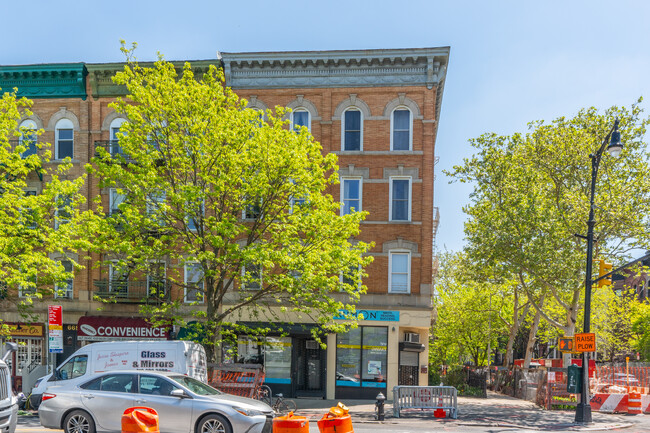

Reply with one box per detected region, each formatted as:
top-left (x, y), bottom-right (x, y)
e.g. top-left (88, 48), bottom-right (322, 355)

top-left (393, 385), bottom-right (458, 418)
top-left (208, 363), bottom-right (265, 398)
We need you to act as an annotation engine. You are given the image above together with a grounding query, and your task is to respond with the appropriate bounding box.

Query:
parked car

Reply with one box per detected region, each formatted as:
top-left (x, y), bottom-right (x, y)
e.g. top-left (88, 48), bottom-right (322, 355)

top-left (39, 370), bottom-right (273, 433)
top-left (32, 340), bottom-right (207, 410)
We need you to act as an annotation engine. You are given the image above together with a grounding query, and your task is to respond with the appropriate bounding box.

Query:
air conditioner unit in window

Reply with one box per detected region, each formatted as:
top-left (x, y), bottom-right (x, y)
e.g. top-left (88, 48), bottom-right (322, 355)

top-left (404, 333), bottom-right (420, 343)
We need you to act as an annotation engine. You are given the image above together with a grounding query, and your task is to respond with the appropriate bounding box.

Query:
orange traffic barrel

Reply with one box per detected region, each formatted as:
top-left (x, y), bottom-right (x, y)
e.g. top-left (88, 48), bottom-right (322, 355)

top-left (273, 412), bottom-right (309, 433)
top-left (317, 411), bottom-right (353, 433)
top-left (628, 392), bottom-right (642, 415)
top-left (122, 407), bottom-right (159, 433)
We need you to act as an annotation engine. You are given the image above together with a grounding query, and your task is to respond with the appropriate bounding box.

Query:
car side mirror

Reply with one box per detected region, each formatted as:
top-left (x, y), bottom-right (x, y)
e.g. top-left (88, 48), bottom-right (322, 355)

top-left (170, 389), bottom-right (189, 398)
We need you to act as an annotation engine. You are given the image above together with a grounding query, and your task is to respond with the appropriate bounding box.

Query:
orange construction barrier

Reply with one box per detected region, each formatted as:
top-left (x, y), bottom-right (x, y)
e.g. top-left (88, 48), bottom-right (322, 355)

top-left (317, 403), bottom-right (353, 433)
top-left (122, 407), bottom-right (159, 433)
top-left (628, 393), bottom-right (642, 415)
top-left (273, 412), bottom-right (309, 433)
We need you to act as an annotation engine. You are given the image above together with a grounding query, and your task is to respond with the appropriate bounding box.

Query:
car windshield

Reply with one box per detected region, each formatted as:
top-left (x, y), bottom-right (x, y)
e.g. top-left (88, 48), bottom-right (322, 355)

top-left (169, 375), bottom-right (223, 395)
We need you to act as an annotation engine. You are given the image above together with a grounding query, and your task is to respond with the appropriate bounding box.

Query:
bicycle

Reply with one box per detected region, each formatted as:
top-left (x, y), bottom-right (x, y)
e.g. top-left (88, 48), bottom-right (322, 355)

top-left (256, 384), bottom-right (273, 407)
top-left (254, 385), bottom-right (297, 415)
top-left (271, 393), bottom-right (297, 415)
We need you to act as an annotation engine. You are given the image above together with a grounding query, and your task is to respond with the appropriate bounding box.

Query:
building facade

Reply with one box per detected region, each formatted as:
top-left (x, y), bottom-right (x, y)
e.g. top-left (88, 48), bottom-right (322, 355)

top-left (0, 47), bottom-right (449, 399)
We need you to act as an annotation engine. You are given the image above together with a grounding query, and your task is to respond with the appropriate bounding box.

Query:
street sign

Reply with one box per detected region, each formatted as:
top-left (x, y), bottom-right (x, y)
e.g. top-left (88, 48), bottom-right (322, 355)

top-left (575, 333), bottom-right (596, 352)
top-left (559, 337), bottom-right (574, 352)
top-left (48, 305), bottom-right (63, 353)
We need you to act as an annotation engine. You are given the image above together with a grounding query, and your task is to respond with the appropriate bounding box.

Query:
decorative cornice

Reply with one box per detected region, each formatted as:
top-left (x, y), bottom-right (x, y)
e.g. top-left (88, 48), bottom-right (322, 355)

top-left (220, 47), bottom-right (450, 91)
top-left (86, 60), bottom-right (220, 98)
top-left (0, 63), bottom-right (87, 100)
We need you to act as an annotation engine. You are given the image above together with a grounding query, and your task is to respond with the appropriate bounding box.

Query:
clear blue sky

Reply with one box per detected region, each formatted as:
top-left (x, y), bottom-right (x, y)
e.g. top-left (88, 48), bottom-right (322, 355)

top-left (3, 0), bottom-right (649, 253)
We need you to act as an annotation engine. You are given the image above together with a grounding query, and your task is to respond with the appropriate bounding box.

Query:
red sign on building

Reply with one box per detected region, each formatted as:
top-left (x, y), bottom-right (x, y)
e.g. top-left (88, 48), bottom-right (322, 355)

top-left (77, 316), bottom-right (169, 341)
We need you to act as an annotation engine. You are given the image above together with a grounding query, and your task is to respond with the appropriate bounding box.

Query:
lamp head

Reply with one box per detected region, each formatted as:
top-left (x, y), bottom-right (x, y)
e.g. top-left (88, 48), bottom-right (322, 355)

top-left (607, 119), bottom-right (623, 157)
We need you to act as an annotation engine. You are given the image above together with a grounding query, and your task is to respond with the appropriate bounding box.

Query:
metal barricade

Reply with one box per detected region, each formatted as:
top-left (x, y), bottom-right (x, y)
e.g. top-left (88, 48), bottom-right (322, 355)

top-left (393, 386), bottom-right (458, 418)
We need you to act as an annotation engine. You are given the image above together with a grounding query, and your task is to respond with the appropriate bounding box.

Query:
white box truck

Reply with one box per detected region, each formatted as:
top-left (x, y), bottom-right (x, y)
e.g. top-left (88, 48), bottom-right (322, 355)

top-left (31, 340), bottom-right (207, 408)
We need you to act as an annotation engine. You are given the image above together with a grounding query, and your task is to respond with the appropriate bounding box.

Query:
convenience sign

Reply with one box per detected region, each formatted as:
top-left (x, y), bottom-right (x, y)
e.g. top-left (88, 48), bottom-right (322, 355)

top-left (575, 333), bottom-right (596, 352)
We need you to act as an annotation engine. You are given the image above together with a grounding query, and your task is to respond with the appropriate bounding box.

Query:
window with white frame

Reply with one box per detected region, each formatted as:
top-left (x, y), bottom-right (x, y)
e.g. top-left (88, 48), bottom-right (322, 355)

top-left (184, 262), bottom-right (204, 303)
top-left (389, 251), bottom-right (410, 293)
top-left (241, 264), bottom-right (262, 290)
top-left (55, 260), bottom-right (74, 299)
top-left (341, 177), bottom-right (362, 215)
top-left (292, 109), bottom-right (310, 132)
top-left (342, 109), bottom-right (362, 151)
top-left (110, 118), bottom-right (127, 156)
top-left (244, 197), bottom-right (262, 220)
top-left (391, 108), bottom-right (411, 151)
top-left (187, 199), bottom-right (205, 231)
top-left (146, 191), bottom-right (166, 224)
top-left (147, 262), bottom-right (166, 297)
top-left (340, 264), bottom-right (362, 289)
top-left (390, 177), bottom-right (411, 221)
top-left (23, 189), bottom-right (38, 229)
top-left (55, 119), bottom-right (74, 160)
top-left (19, 119), bottom-right (38, 158)
top-left (109, 188), bottom-right (126, 216)
top-left (109, 261), bottom-right (128, 295)
top-left (18, 274), bottom-right (37, 298)
top-left (55, 195), bottom-right (72, 229)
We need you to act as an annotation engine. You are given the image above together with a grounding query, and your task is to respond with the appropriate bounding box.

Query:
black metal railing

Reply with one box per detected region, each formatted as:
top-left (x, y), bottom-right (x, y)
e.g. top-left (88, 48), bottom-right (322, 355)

top-left (94, 140), bottom-right (134, 162)
top-left (93, 280), bottom-right (172, 303)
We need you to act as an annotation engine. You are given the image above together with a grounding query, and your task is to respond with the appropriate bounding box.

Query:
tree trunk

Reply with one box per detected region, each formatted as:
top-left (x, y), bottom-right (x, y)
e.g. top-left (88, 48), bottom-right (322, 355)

top-left (523, 297), bottom-right (544, 368)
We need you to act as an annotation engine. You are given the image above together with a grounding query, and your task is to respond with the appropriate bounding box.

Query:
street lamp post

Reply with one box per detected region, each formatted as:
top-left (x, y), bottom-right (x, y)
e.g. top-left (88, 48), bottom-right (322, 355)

top-left (575, 119), bottom-right (623, 424)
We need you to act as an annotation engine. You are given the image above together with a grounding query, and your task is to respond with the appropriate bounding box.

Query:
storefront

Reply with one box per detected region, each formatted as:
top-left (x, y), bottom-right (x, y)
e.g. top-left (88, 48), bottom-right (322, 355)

top-left (1, 323), bottom-right (44, 392)
top-left (335, 326), bottom-right (388, 399)
top-left (226, 324), bottom-right (327, 399)
top-left (77, 316), bottom-right (170, 343)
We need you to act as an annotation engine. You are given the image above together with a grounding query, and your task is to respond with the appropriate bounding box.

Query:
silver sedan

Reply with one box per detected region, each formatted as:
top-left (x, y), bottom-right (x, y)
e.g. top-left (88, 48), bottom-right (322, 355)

top-left (39, 370), bottom-right (273, 433)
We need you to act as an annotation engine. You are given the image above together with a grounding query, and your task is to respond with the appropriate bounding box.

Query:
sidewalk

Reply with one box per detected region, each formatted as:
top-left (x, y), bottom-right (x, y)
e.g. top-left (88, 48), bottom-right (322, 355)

top-left (292, 391), bottom-right (639, 431)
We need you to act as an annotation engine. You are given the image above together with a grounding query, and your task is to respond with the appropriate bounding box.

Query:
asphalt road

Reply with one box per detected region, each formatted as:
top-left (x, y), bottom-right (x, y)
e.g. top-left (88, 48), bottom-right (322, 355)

top-left (16, 415), bottom-right (649, 433)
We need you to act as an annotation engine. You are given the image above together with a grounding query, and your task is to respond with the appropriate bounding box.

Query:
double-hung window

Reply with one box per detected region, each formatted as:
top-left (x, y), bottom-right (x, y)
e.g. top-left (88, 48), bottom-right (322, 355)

top-left (391, 108), bottom-right (411, 151)
top-left (341, 177), bottom-right (362, 215)
top-left (389, 251), bottom-right (410, 293)
top-left (55, 260), bottom-right (73, 299)
top-left (184, 262), bottom-right (204, 303)
top-left (55, 195), bottom-right (72, 229)
top-left (292, 110), bottom-right (310, 132)
top-left (343, 109), bottom-right (362, 151)
top-left (109, 188), bottom-right (126, 216)
top-left (19, 120), bottom-right (38, 158)
top-left (241, 264), bottom-right (262, 290)
top-left (110, 118), bottom-right (127, 156)
top-left (390, 177), bottom-right (411, 221)
top-left (55, 119), bottom-right (74, 160)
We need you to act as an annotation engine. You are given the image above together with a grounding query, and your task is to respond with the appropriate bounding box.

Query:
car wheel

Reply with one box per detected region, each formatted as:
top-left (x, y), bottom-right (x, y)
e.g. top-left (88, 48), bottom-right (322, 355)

top-left (63, 410), bottom-right (96, 433)
top-left (197, 414), bottom-right (232, 433)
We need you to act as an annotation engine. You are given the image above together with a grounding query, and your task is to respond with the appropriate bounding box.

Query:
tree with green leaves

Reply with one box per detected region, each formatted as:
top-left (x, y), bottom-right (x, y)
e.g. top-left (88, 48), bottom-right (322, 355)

top-left (87, 46), bottom-right (372, 363)
top-left (448, 101), bottom-right (650, 355)
top-left (431, 252), bottom-right (504, 367)
top-left (0, 89), bottom-right (88, 327)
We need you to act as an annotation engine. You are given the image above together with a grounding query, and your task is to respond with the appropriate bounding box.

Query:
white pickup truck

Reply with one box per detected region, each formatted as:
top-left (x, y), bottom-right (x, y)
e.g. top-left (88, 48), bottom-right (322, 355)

top-left (0, 342), bottom-right (18, 433)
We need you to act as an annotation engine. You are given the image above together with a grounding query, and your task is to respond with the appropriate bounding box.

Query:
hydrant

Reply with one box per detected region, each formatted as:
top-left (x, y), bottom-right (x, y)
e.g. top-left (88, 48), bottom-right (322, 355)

top-left (375, 392), bottom-right (386, 421)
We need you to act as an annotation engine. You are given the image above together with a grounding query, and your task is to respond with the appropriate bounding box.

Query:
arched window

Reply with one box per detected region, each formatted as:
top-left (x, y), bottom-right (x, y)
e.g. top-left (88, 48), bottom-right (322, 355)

top-left (55, 119), bottom-right (74, 160)
top-left (109, 118), bottom-right (127, 156)
top-left (19, 119), bottom-right (38, 157)
top-left (292, 109), bottom-right (310, 132)
top-left (343, 108), bottom-right (362, 151)
top-left (391, 108), bottom-right (412, 151)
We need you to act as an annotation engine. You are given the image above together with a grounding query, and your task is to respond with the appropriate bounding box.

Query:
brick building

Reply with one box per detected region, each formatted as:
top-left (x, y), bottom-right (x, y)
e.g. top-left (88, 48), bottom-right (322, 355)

top-left (0, 47), bottom-right (450, 399)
